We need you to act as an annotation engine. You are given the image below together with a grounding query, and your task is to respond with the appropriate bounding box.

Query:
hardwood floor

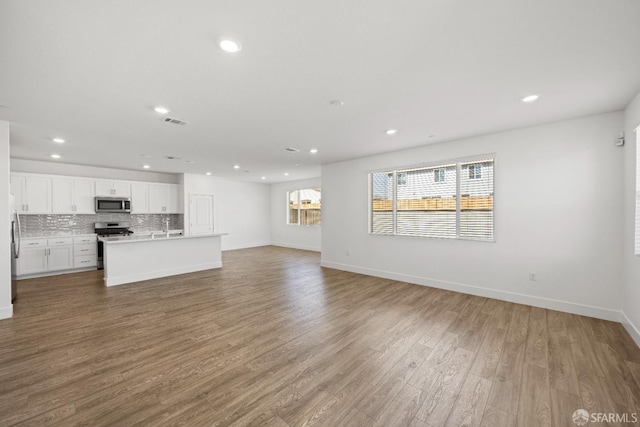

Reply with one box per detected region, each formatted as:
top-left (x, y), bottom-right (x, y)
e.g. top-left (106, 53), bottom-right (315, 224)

top-left (1, 246), bottom-right (639, 426)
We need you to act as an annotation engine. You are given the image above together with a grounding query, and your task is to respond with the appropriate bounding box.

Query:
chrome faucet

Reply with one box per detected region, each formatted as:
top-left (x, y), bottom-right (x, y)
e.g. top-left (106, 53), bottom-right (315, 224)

top-left (164, 218), bottom-right (170, 237)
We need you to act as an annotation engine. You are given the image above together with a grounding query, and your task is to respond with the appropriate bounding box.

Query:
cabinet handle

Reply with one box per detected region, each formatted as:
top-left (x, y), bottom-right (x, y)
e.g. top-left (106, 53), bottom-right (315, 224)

top-left (26, 204), bottom-right (29, 212)
top-left (27, 242), bottom-right (39, 246)
top-left (81, 249), bottom-right (89, 252)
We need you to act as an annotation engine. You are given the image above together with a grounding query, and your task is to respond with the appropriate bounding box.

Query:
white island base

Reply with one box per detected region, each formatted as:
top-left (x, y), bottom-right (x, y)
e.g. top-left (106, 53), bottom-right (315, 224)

top-left (102, 234), bottom-right (224, 287)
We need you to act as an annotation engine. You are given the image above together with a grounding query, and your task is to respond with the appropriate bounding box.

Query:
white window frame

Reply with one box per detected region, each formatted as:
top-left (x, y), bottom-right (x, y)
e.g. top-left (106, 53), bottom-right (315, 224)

top-left (635, 127), bottom-right (640, 256)
top-left (287, 188), bottom-right (322, 227)
top-left (368, 153), bottom-right (496, 242)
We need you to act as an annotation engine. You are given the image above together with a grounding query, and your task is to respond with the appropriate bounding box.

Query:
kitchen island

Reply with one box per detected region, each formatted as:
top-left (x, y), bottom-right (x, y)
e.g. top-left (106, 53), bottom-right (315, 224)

top-left (101, 233), bottom-right (226, 287)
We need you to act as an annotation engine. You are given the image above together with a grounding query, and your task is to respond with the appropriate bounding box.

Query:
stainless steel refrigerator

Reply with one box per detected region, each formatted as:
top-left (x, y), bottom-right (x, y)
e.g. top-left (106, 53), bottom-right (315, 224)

top-left (10, 195), bottom-right (20, 302)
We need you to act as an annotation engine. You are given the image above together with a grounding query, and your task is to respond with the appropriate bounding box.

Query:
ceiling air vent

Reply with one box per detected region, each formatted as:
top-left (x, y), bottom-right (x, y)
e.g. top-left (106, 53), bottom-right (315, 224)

top-left (164, 155), bottom-right (182, 160)
top-left (284, 147), bottom-right (300, 152)
top-left (162, 117), bottom-right (188, 126)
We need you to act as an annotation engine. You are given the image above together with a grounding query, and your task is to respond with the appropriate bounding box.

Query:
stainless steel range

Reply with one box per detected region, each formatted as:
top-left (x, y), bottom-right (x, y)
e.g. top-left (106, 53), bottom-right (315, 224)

top-left (95, 222), bottom-right (133, 269)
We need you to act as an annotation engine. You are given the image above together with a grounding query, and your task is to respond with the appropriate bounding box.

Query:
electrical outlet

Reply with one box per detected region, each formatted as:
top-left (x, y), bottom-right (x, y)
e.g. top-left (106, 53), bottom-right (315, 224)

top-left (529, 272), bottom-right (537, 281)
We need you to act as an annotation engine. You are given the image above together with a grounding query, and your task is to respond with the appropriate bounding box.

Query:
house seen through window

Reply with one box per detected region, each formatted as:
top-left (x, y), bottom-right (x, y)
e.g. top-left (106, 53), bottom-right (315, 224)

top-left (288, 188), bottom-right (321, 226)
top-left (469, 164), bottom-right (482, 179)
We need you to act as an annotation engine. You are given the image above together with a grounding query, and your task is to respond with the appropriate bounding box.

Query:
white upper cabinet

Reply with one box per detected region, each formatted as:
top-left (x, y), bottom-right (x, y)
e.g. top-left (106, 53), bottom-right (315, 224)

top-left (11, 172), bottom-right (181, 215)
top-left (52, 178), bottom-right (95, 214)
top-left (10, 175), bottom-right (26, 213)
top-left (148, 184), bottom-right (181, 214)
top-left (11, 174), bottom-right (52, 214)
top-left (95, 180), bottom-right (131, 198)
top-left (130, 183), bottom-right (150, 213)
top-left (166, 184), bottom-right (180, 213)
top-left (73, 179), bottom-right (96, 213)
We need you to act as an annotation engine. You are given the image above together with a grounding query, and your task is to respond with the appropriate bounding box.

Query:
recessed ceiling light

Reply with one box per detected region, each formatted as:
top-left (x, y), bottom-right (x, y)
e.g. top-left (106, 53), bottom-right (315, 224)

top-left (218, 37), bottom-right (242, 53)
top-left (428, 135), bottom-right (435, 138)
top-left (154, 106), bottom-right (170, 114)
top-left (141, 154), bottom-right (152, 158)
top-left (50, 154), bottom-right (61, 159)
top-left (52, 138), bottom-right (65, 144)
top-left (284, 172), bottom-right (289, 176)
top-left (310, 148), bottom-right (318, 154)
top-left (206, 172), bottom-right (212, 176)
top-left (261, 176), bottom-right (266, 180)
top-left (233, 165), bottom-right (240, 169)
top-left (142, 164), bottom-right (150, 169)
top-left (521, 94), bottom-right (540, 103)
top-left (385, 128), bottom-right (398, 135)
top-left (186, 160), bottom-right (195, 164)
top-left (330, 100), bottom-right (344, 107)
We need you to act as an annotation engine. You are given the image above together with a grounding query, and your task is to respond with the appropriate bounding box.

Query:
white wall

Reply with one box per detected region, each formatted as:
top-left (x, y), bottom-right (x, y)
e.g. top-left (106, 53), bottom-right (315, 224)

top-left (623, 91), bottom-right (640, 345)
top-left (270, 177), bottom-right (321, 252)
top-left (11, 158), bottom-right (179, 183)
top-left (0, 122), bottom-right (12, 319)
top-left (322, 112), bottom-right (625, 321)
top-left (182, 174), bottom-right (271, 251)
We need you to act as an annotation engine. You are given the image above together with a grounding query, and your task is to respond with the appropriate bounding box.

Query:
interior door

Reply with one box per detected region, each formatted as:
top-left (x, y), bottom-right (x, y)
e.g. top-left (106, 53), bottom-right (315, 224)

top-left (189, 194), bottom-right (214, 235)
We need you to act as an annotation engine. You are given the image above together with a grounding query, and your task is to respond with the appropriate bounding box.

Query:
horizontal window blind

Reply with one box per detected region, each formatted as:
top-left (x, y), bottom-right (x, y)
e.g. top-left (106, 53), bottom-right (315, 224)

top-left (396, 164), bottom-right (456, 238)
top-left (288, 190), bottom-right (299, 225)
top-left (371, 171), bottom-right (394, 234)
top-left (460, 160), bottom-right (494, 240)
top-left (370, 156), bottom-right (494, 241)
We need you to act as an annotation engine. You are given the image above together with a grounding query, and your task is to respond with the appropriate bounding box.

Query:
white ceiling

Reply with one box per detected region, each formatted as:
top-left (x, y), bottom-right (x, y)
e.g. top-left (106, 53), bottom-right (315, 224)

top-left (1, 0), bottom-right (639, 183)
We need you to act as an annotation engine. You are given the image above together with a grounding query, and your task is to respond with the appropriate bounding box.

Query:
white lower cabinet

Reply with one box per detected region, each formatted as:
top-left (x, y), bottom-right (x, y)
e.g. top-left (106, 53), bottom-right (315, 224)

top-left (73, 236), bottom-right (97, 268)
top-left (48, 245), bottom-right (74, 271)
top-left (19, 247), bottom-right (49, 275)
top-left (18, 236), bottom-right (96, 277)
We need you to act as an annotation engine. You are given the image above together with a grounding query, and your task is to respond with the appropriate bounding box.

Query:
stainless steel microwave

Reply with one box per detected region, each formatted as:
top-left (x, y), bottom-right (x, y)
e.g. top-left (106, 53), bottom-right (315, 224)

top-left (95, 197), bottom-right (131, 213)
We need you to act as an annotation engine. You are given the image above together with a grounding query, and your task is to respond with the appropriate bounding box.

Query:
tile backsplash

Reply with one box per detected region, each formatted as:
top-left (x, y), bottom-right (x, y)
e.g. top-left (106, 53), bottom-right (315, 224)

top-left (20, 213), bottom-right (184, 237)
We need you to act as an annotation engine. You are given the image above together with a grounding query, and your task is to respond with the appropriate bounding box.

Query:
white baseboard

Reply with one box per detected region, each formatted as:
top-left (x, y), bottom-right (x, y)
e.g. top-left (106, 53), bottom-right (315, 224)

top-left (105, 262), bottom-right (222, 287)
top-left (222, 241), bottom-right (272, 251)
top-left (15, 266), bottom-right (97, 280)
top-left (272, 242), bottom-right (321, 252)
top-left (621, 311), bottom-right (640, 348)
top-left (0, 304), bottom-right (13, 320)
top-left (320, 260), bottom-right (622, 322)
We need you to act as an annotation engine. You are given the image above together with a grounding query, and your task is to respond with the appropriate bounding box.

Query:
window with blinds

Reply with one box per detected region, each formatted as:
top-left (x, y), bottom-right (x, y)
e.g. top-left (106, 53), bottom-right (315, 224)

top-left (370, 156), bottom-right (494, 241)
top-left (636, 130), bottom-right (640, 255)
top-left (287, 188), bottom-right (322, 226)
